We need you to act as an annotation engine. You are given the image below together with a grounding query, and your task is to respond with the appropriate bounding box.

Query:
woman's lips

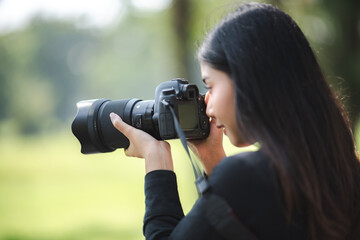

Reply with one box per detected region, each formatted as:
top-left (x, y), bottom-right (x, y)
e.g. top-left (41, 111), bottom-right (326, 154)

top-left (216, 125), bottom-right (227, 135)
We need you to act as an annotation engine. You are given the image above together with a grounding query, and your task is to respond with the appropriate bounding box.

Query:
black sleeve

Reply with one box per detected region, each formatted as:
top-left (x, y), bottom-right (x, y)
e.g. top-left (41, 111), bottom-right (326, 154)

top-left (143, 170), bottom-right (224, 240)
top-left (143, 170), bottom-right (184, 240)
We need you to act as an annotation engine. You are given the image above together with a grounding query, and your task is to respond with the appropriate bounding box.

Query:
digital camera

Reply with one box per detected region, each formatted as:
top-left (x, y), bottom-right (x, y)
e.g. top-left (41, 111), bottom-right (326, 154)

top-left (72, 79), bottom-right (210, 154)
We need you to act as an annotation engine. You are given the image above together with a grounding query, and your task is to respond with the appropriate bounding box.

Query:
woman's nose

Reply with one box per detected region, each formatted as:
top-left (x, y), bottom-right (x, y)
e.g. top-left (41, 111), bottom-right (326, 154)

top-left (204, 92), bottom-right (213, 117)
top-left (205, 91), bottom-right (210, 104)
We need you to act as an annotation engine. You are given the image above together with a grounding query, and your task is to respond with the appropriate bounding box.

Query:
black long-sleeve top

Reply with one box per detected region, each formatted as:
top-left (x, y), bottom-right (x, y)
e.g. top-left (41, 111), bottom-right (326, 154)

top-left (143, 150), bottom-right (306, 239)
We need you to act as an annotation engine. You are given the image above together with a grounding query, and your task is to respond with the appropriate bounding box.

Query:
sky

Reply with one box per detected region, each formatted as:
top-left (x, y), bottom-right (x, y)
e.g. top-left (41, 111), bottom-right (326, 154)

top-left (0, 0), bottom-right (172, 33)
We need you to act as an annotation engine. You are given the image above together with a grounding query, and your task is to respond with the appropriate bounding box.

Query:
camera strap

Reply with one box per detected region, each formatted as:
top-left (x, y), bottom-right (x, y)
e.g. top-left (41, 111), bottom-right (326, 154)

top-left (161, 100), bottom-right (209, 196)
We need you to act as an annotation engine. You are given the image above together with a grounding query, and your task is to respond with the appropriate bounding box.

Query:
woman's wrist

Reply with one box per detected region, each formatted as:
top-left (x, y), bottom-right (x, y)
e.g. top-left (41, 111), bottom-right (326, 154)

top-left (144, 141), bottom-right (174, 173)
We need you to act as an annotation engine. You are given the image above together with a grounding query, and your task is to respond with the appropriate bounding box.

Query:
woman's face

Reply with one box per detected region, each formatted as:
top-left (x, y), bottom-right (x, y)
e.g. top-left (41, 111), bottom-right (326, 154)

top-left (201, 62), bottom-right (249, 147)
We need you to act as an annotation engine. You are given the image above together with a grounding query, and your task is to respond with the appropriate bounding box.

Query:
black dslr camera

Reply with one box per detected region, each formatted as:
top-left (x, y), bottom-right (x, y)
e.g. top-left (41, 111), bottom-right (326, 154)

top-left (72, 79), bottom-right (210, 154)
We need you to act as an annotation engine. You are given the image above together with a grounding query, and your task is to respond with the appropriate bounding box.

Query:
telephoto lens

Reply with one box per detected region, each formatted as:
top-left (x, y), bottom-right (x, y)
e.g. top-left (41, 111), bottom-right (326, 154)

top-left (72, 99), bottom-right (136, 153)
top-left (72, 98), bottom-right (158, 154)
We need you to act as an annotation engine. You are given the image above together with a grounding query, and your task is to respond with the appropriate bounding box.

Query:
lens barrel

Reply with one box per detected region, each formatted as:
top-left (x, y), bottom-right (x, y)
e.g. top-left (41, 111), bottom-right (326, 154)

top-left (71, 98), bottom-right (140, 154)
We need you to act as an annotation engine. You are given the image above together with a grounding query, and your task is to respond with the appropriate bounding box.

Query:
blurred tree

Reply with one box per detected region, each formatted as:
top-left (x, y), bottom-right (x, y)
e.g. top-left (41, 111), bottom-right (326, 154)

top-left (0, 8), bottom-right (180, 134)
top-left (0, 43), bottom-right (12, 119)
top-left (83, 12), bottom-right (178, 101)
top-left (321, 0), bottom-right (360, 130)
top-left (0, 17), bottom-right (98, 134)
top-left (170, 0), bottom-right (237, 87)
top-left (30, 18), bottom-right (98, 121)
top-left (172, 0), bottom-right (190, 79)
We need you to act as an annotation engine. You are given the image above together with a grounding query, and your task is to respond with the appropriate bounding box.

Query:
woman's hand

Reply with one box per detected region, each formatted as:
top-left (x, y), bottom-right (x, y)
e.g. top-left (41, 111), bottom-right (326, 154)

top-left (110, 112), bottom-right (173, 174)
top-left (188, 117), bottom-right (226, 175)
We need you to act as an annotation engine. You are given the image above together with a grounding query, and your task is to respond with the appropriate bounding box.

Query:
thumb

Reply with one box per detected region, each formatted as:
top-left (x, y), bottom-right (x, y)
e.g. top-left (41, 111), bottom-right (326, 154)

top-left (110, 112), bottom-right (135, 139)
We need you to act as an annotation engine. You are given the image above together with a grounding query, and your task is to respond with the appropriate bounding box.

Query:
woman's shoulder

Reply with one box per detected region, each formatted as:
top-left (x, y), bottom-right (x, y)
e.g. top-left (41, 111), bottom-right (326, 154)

top-left (207, 150), bottom-right (301, 239)
top-left (209, 150), bottom-right (275, 189)
top-left (208, 149), bottom-right (282, 208)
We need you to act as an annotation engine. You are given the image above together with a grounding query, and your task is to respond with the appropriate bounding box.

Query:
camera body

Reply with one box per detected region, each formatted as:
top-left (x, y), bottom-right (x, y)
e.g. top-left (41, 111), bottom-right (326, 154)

top-left (72, 79), bottom-right (210, 154)
top-left (154, 79), bottom-right (209, 139)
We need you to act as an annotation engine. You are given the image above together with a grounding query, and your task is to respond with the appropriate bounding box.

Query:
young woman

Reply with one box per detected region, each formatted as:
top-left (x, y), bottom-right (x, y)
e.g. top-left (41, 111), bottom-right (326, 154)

top-left (110, 2), bottom-right (360, 239)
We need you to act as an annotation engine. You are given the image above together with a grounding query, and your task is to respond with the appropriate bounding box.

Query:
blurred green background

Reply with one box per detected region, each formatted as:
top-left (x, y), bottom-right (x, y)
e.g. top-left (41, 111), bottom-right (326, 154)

top-left (0, 0), bottom-right (359, 239)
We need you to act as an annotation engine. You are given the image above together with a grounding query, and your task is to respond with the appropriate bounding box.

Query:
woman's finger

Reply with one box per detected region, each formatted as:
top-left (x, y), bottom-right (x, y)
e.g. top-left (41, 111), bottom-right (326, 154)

top-left (110, 112), bottom-right (135, 139)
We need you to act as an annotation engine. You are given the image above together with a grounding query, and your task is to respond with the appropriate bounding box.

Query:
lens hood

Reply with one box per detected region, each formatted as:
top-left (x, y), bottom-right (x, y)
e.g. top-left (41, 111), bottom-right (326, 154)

top-left (72, 99), bottom-right (112, 154)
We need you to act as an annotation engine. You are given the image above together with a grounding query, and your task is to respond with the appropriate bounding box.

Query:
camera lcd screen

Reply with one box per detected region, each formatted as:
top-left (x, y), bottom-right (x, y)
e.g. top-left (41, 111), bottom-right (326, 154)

top-left (178, 102), bottom-right (198, 131)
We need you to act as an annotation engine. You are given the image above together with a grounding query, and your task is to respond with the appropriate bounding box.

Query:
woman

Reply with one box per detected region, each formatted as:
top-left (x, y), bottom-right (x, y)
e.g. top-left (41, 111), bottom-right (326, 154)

top-left (110, 2), bottom-right (360, 239)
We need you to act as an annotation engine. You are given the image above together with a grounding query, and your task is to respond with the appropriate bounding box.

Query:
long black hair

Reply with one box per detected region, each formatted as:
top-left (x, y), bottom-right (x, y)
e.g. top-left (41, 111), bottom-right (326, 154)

top-left (198, 2), bottom-right (360, 239)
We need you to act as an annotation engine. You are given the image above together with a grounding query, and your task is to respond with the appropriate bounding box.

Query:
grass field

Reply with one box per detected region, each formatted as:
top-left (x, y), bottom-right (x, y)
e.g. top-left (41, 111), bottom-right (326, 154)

top-left (0, 130), bottom-right (256, 240)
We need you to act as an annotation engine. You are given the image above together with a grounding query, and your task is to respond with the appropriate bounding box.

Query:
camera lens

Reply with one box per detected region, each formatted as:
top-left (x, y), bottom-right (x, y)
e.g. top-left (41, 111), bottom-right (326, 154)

top-left (72, 98), bottom-right (140, 154)
top-left (131, 100), bottom-right (158, 138)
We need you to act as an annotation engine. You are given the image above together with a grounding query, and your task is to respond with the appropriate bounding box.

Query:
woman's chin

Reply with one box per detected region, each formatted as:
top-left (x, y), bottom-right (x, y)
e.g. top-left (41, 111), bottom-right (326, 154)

top-left (227, 132), bottom-right (251, 148)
